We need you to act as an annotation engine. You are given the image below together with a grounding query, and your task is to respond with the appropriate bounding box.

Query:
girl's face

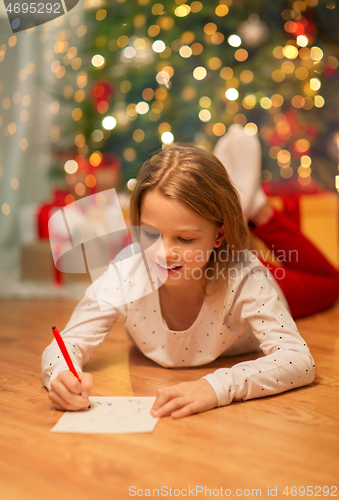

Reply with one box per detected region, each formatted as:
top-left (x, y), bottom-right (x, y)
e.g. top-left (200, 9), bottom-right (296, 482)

top-left (139, 190), bottom-right (224, 288)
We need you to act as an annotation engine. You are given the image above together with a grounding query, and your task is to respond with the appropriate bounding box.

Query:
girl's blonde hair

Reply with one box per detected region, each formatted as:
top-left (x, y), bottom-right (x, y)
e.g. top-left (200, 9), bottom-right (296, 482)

top-left (130, 143), bottom-right (250, 321)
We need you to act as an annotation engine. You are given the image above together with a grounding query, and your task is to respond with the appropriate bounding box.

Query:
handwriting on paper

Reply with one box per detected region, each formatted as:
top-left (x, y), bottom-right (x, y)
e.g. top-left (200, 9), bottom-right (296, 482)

top-left (51, 397), bottom-right (159, 434)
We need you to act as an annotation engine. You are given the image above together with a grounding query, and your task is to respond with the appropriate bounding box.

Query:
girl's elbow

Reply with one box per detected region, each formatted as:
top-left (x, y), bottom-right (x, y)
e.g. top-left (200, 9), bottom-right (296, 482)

top-left (293, 349), bottom-right (315, 386)
top-left (308, 361), bottom-right (316, 385)
top-left (303, 352), bottom-right (316, 385)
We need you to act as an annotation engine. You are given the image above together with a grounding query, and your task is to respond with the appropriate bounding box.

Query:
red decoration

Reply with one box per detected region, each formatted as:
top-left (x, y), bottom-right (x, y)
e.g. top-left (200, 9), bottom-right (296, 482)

top-left (266, 130), bottom-right (286, 147)
top-left (38, 189), bottom-right (69, 239)
top-left (89, 81), bottom-right (115, 110)
top-left (70, 152), bottom-right (120, 171)
top-left (294, 21), bottom-right (305, 37)
top-left (265, 109), bottom-right (318, 153)
top-left (288, 14), bottom-right (317, 44)
top-left (301, 12), bottom-right (317, 42)
top-left (74, 154), bottom-right (91, 170)
top-left (96, 151), bottom-right (121, 170)
top-left (285, 109), bottom-right (301, 134)
top-left (324, 65), bottom-right (337, 77)
top-left (306, 124), bottom-right (318, 138)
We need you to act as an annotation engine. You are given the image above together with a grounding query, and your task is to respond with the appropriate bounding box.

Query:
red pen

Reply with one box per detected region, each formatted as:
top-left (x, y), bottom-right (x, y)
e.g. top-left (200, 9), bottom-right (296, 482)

top-left (52, 326), bottom-right (81, 382)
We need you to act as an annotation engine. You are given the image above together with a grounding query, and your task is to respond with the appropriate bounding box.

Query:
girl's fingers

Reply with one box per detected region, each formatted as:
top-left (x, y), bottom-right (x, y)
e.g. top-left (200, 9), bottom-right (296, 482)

top-left (48, 392), bottom-right (64, 410)
top-left (58, 371), bottom-right (82, 395)
top-left (152, 386), bottom-right (182, 412)
top-left (49, 389), bottom-right (89, 411)
top-left (152, 396), bottom-right (187, 418)
top-left (49, 379), bottom-right (90, 411)
top-left (151, 379), bottom-right (218, 419)
top-left (49, 393), bottom-right (73, 411)
top-left (171, 403), bottom-right (197, 419)
top-left (78, 372), bottom-right (94, 398)
top-left (48, 371), bottom-right (93, 411)
top-left (48, 389), bottom-right (71, 410)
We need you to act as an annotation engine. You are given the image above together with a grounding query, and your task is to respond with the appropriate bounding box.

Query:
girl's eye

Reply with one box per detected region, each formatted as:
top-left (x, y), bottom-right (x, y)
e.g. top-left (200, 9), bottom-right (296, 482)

top-left (142, 230), bottom-right (193, 243)
top-left (144, 231), bottom-right (159, 239)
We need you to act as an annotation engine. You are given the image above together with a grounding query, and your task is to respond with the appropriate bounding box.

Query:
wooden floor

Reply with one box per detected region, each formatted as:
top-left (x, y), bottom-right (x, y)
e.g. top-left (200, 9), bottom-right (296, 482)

top-left (0, 299), bottom-right (338, 500)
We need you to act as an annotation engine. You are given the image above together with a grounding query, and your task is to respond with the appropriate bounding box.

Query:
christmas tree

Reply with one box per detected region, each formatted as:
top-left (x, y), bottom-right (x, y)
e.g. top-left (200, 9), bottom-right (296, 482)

top-left (49, 0), bottom-right (339, 201)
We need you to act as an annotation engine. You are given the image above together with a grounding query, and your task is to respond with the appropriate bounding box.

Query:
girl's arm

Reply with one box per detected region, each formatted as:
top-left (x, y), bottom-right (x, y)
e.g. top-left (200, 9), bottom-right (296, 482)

top-left (202, 267), bottom-right (315, 406)
top-left (151, 263), bottom-right (315, 418)
top-left (41, 280), bottom-right (121, 391)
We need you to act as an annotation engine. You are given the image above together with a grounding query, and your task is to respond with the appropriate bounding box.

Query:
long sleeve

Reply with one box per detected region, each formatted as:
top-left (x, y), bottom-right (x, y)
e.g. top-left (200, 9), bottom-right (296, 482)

top-left (41, 281), bottom-right (121, 391)
top-left (202, 266), bottom-right (315, 406)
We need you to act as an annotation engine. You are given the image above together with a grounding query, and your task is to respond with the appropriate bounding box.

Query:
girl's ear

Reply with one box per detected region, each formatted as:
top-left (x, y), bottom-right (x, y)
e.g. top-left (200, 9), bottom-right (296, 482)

top-left (215, 223), bottom-right (225, 248)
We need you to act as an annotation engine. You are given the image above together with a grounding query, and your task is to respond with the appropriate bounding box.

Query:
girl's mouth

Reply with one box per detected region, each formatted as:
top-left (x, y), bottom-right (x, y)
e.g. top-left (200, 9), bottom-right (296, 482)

top-left (155, 263), bottom-right (182, 275)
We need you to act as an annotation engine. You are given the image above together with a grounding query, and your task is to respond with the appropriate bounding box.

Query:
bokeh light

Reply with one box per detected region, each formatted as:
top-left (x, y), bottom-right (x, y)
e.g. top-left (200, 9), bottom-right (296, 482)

top-left (228, 35), bottom-right (241, 47)
top-left (64, 159), bottom-right (78, 174)
top-left (161, 131), bottom-right (174, 143)
top-left (179, 45), bottom-right (192, 58)
top-left (102, 116), bottom-right (117, 129)
top-left (225, 88), bottom-right (239, 101)
top-left (175, 4), bottom-right (190, 17)
top-left (193, 66), bottom-right (207, 80)
top-left (91, 54), bottom-right (105, 67)
top-left (152, 40), bottom-right (166, 53)
top-left (244, 123), bottom-right (258, 136)
top-left (199, 109), bottom-right (211, 122)
top-left (136, 101), bottom-right (149, 114)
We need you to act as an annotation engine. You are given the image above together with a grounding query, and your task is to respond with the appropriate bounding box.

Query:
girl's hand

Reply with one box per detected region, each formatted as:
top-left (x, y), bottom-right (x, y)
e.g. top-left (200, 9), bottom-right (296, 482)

top-left (150, 379), bottom-right (218, 419)
top-left (49, 370), bottom-right (93, 411)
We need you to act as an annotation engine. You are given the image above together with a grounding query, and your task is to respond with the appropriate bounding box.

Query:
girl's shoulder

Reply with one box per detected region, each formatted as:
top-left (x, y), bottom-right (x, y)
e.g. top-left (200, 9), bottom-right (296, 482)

top-left (225, 248), bottom-right (289, 311)
top-left (227, 248), bottom-right (264, 276)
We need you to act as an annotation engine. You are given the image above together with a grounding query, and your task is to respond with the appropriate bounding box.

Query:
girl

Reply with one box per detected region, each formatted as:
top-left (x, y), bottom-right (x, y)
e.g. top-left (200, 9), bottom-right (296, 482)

top-left (42, 131), bottom-right (335, 418)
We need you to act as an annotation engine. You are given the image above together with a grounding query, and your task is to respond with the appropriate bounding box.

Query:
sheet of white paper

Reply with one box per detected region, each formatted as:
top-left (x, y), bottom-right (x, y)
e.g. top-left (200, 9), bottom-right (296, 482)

top-left (51, 397), bottom-right (159, 434)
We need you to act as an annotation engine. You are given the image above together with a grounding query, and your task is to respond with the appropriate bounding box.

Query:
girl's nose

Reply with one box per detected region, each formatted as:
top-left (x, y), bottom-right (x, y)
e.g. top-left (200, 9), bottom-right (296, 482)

top-left (157, 238), bottom-right (180, 264)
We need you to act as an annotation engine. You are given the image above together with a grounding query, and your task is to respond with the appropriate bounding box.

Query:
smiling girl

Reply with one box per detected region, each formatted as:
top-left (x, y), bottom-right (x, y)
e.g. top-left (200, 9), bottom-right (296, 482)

top-left (42, 139), bottom-right (321, 418)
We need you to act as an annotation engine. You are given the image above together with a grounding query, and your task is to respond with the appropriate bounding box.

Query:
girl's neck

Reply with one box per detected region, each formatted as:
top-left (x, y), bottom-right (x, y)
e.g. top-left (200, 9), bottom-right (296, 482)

top-left (159, 278), bottom-right (205, 304)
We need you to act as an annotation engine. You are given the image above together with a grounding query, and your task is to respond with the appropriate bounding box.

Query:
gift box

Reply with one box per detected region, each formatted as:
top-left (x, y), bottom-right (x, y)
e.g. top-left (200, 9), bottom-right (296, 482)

top-left (20, 189), bottom-right (69, 282)
top-left (21, 240), bottom-right (91, 284)
top-left (38, 189), bottom-right (69, 239)
top-left (21, 191), bottom-right (132, 284)
top-left (253, 179), bottom-right (339, 269)
top-left (262, 177), bottom-right (320, 226)
top-left (299, 192), bottom-right (338, 269)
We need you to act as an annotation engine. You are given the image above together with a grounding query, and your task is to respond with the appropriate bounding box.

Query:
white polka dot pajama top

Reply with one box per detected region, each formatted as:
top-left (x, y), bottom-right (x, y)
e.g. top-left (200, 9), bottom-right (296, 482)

top-left (41, 248), bottom-right (315, 406)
